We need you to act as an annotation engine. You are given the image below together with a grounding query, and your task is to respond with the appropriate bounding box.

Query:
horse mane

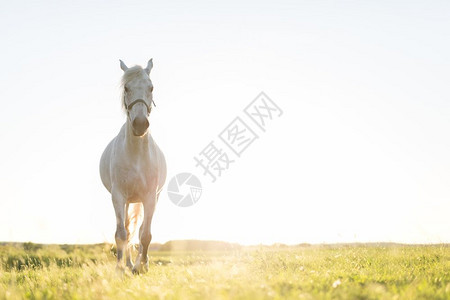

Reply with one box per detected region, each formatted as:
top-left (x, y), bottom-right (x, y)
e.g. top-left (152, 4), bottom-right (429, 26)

top-left (120, 66), bottom-right (147, 111)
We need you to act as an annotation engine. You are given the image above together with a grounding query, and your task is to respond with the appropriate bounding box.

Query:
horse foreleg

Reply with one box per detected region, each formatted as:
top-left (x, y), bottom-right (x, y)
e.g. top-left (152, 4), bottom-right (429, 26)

top-left (112, 191), bottom-right (127, 272)
top-left (132, 196), bottom-right (156, 274)
top-left (124, 203), bottom-right (135, 270)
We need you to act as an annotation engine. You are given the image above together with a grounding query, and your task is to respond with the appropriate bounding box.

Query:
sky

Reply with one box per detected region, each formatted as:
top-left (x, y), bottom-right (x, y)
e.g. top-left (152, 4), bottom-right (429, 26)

top-left (0, 0), bottom-right (449, 245)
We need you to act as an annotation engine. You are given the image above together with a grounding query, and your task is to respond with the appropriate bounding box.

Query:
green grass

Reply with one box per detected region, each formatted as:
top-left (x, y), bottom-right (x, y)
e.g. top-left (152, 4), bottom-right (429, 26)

top-left (0, 243), bottom-right (449, 299)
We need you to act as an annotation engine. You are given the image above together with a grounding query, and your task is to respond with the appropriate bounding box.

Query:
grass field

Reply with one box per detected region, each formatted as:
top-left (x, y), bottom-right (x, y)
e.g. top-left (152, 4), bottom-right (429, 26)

top-left (0, 242), bottom-right (449, 299)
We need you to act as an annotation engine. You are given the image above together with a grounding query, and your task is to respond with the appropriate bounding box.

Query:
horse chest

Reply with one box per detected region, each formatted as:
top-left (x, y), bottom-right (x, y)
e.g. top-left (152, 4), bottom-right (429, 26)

top-left (116, 161), bottom-right (156, 198)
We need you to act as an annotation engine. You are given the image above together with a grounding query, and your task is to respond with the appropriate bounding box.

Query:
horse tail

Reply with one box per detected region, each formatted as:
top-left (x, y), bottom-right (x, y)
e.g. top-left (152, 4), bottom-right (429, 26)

top-left (125, 203), bottom-right (143, 245)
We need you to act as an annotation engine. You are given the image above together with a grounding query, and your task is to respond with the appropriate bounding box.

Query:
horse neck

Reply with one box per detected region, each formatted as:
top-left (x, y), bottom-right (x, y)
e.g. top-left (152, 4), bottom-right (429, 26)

top-left (124, 120), bottom-right (151, 154)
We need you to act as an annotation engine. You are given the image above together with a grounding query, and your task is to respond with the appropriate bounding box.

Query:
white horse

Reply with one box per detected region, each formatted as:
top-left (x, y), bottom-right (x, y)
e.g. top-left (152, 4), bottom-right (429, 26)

top-left (100, 59), bottom-right (166, 274)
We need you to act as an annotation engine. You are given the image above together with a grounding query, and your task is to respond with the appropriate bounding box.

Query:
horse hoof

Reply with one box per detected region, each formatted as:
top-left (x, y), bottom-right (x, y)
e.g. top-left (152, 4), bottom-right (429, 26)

top-left (115, 265), bottom-right (125, 276)
top-left (126, 262), bottom-right (134, 270)
top-left (132, 263), bottom-right (149, 275)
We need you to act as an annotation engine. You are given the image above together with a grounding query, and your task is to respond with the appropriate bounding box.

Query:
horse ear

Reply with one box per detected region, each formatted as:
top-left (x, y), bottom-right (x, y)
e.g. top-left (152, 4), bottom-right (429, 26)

top-left (144, 59), bottom-right (153, 75)
top-left (119, 59), bottom-right (128, 72)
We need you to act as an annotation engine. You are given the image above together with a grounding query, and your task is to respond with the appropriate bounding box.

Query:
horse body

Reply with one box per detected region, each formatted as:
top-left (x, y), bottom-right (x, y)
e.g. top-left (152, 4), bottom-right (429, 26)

top-left (99, 59), bottom-right (166, 273)
top-left (101, 123), bottom-right (166, 199)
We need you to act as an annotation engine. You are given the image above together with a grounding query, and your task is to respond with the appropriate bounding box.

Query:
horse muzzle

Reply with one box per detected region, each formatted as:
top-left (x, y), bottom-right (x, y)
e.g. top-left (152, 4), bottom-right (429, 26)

top-left (132, 116), bottom-right (149, 136)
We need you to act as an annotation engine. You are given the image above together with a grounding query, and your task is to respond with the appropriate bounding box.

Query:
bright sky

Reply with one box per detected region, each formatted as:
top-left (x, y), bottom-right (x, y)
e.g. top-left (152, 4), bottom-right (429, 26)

top-left (0, 1), bottom-right (449, 245)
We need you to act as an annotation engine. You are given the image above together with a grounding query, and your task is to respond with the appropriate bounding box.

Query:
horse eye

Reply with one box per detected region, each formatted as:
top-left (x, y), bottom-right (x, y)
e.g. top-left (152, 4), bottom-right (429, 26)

top-left (124, 86), bottom-right (128, 92)
top-left (150, 86), bottom-right (154, 92)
